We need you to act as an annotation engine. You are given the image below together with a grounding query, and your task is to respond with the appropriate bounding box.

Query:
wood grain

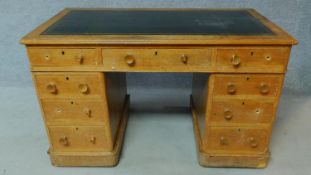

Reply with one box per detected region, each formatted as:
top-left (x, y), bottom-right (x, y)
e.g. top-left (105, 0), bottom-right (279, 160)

top-left (21, 8), bottom-right (297, 168)
top-left (27, 47), bottom-right (100, 66)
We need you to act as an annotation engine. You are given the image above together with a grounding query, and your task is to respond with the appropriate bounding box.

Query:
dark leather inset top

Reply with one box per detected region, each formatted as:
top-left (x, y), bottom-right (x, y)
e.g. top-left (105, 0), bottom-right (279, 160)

top-left (41, 10), bottom-right (274, 35)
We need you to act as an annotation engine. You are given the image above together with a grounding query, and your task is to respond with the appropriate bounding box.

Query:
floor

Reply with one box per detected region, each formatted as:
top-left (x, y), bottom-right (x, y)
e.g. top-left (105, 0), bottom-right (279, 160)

top-left (0, 86), bottom-right (310, 175)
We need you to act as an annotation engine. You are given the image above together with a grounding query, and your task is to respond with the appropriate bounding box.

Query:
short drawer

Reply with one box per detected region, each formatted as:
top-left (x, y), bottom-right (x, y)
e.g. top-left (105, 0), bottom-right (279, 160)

top-left (102, 48), bottom-right (211, 71)
top-left (215, 47), bottom-right (290, 72)
top-left (27, 48), bottom-right (100, 66)
top-left (49, 126), bottom-right (111, 152)
top-left (33, 73), bottom-right (105, 98)
top-left (205, 127), bottom-right (269, 153)
top-left (42, 99), bottom-right (108, 125)
top-left (209, 99), bottom-right (275, 125)
top-left (212, 74), bottom-right (283, 97)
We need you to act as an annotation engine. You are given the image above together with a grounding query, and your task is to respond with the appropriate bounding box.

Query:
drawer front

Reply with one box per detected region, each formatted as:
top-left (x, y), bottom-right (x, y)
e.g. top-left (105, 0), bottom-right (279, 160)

top-left (49, 126), bottom-right (111, 152)
top-left (34, 73), bottom-right (104, 98)
top-left (27, 48), bottom-right (99, 66)
top-left (215, 47), bottom-right (290, 72)
top-left (212, 74), bottom-right (283, 97)
top-left (102, 48), bottom-right (211, 71)
top-left (42, 99), bottom-right (108, 125)
top-left (209, 99), bottom-right (275, 124)
top-left (205, 127), bottom-right (269, 153)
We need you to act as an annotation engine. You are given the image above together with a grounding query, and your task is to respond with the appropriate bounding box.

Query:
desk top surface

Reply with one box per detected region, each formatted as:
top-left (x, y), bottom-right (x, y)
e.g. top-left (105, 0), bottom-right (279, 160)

top-left (21, 8), bottom-right (297, 45)
top-left (41, 10), bottom-right (273, 36)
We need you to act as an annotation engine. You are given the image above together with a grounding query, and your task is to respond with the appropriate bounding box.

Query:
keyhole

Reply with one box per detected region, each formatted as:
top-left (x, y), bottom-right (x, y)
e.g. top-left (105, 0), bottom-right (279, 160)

top-left (265, 55), bottom-right (272, 61)
top-left (154, 51), bottom-right (158, 56)
top-left (70, 101), bottom-right (74, 105)
top-left (44, 55), bottom-right (50, 60)
top-left (55, 108), bottom-right (62, 113)
top-left (65, 77), bottom-right (69, 80)
top-left (61, 51), bottom-right (65, 55)
top-left (250, 52), bottom-right (254, 56)
top-left (242, 101), bottom-right (245, 105)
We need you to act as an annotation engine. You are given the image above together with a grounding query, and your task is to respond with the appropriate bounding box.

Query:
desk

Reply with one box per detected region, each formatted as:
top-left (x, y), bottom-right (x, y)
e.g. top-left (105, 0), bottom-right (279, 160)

top-left (20, 8), bottom-right (297, 168)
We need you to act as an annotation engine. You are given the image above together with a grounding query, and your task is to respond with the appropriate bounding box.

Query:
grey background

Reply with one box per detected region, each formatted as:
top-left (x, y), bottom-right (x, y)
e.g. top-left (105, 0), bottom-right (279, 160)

top-left (1, 0), bottom-right (311, 175)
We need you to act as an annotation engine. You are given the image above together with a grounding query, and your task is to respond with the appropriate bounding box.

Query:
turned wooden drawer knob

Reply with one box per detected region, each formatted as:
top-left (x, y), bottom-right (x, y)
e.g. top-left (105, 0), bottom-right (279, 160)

top-left (259, 83), bottom-right (270, 94)
top-left (248, 137), bottom-right (258, 148)
top-left (47, 82), bottom-right (57, 94)
top-left (231, 55), bottom-right (241, 66)
top-left (59, 136), bottom-right (69, 146)
top-left (90, 137), bottom-right (96, 144)
top-left (227, 83), bottom-right (236, 94)
top-left (76, 54), bottom-right (84, 64)
top-left (224, 109), bottom-right (233, 120)
top-left (220, 136), bottom-right (228, 145)
top-left (79, 83), bottom-right (89, 94)
top-left (181, 54), bottom-right (188, 64)
top-left (124, 55), bottom-right (135, 66)
top-left (83, 108), bottom-right (92, 117)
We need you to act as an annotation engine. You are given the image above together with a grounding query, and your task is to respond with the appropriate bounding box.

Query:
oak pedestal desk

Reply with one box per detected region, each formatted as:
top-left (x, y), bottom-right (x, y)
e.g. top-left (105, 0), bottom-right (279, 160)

top-left (20, 8), bottom-right (297, 168)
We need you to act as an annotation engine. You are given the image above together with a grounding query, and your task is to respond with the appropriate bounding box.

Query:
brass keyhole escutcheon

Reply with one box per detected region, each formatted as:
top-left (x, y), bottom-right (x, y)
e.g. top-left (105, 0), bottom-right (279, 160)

top-left (224, 109), bottom-right (233, 120)
top-left (55, 108), bottom-right (63, 114)
top-left (47, 82), bottom-right (57, 94)
top-left (255, 108), bottom-right (261, 115)
top-left (259, 83), bottom-right (270, 94)
top-left (59, 136), bottom-right (69, 146)
top-left (124, 55), bottom-right (135, 66)
top-left (83, 108), bottom-right (92, 118)
top-left (79, 83), bottom-right (89, 94)
top-left (181, 54), bottom-right (188, 64)
top-left (76, 54), bottom-right (84, 64)
top-left (265, 55), bottom-right (272, 61)
top-left (248, 137), bottom-right (258, 148)
top-left (227, 83), bottom-right (236, 94)
top-left (220, 136), bottom-right (228, 145)
top-left (231, 55), bottom-right (241, 67)
top-left (90, 137), bottom-right (96, 144)
top-left (44, 54), bottom-right (50, 61)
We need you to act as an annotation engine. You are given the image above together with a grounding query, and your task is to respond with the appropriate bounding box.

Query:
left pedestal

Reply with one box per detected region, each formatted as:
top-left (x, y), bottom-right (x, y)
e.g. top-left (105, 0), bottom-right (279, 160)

top-left (32, 72), bottom-right (128, 167)
top-left (49, 95), bottom-right (129, 166)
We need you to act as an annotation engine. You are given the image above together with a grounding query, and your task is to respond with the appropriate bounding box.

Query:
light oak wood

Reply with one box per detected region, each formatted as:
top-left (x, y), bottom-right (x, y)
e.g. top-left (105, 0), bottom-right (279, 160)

top-left (27, 47), bottom-right (101, 66)
top-left (31, 71), bottom-right (127, 166)
top-left (27, 46), bottom-right (291, 73)
top-left (49, 125), bottom-right (111, 152)
top-left (33, 72), bottom-right (106, 99)
top-left (41, 99), bottom-right (107, 125)
top-left (191, 73), bottom-right (284, 167)
top-left (21, 8), bottom-right (297, 168)
top-left (191, 96), bottom-right (269, 168)
top-left (49, 95), bottom-right (129, 166)
top-left (209, 98), bottom-right (275, 125)
top-left (215, 47), bottom-right (291, 72)
top-left (205, 126), bottom-right (269, 154)
top-left (102, 48), bottom-right (212, 72)
top-left (211, 74), bottom-right (283, 97)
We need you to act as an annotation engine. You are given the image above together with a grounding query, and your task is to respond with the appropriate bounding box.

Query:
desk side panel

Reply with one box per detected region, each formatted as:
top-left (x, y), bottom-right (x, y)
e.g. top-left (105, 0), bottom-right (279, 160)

top-left (192, 73), bottom-right (210, 141)
top-left (104, 73), bottom-right (127, 144)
